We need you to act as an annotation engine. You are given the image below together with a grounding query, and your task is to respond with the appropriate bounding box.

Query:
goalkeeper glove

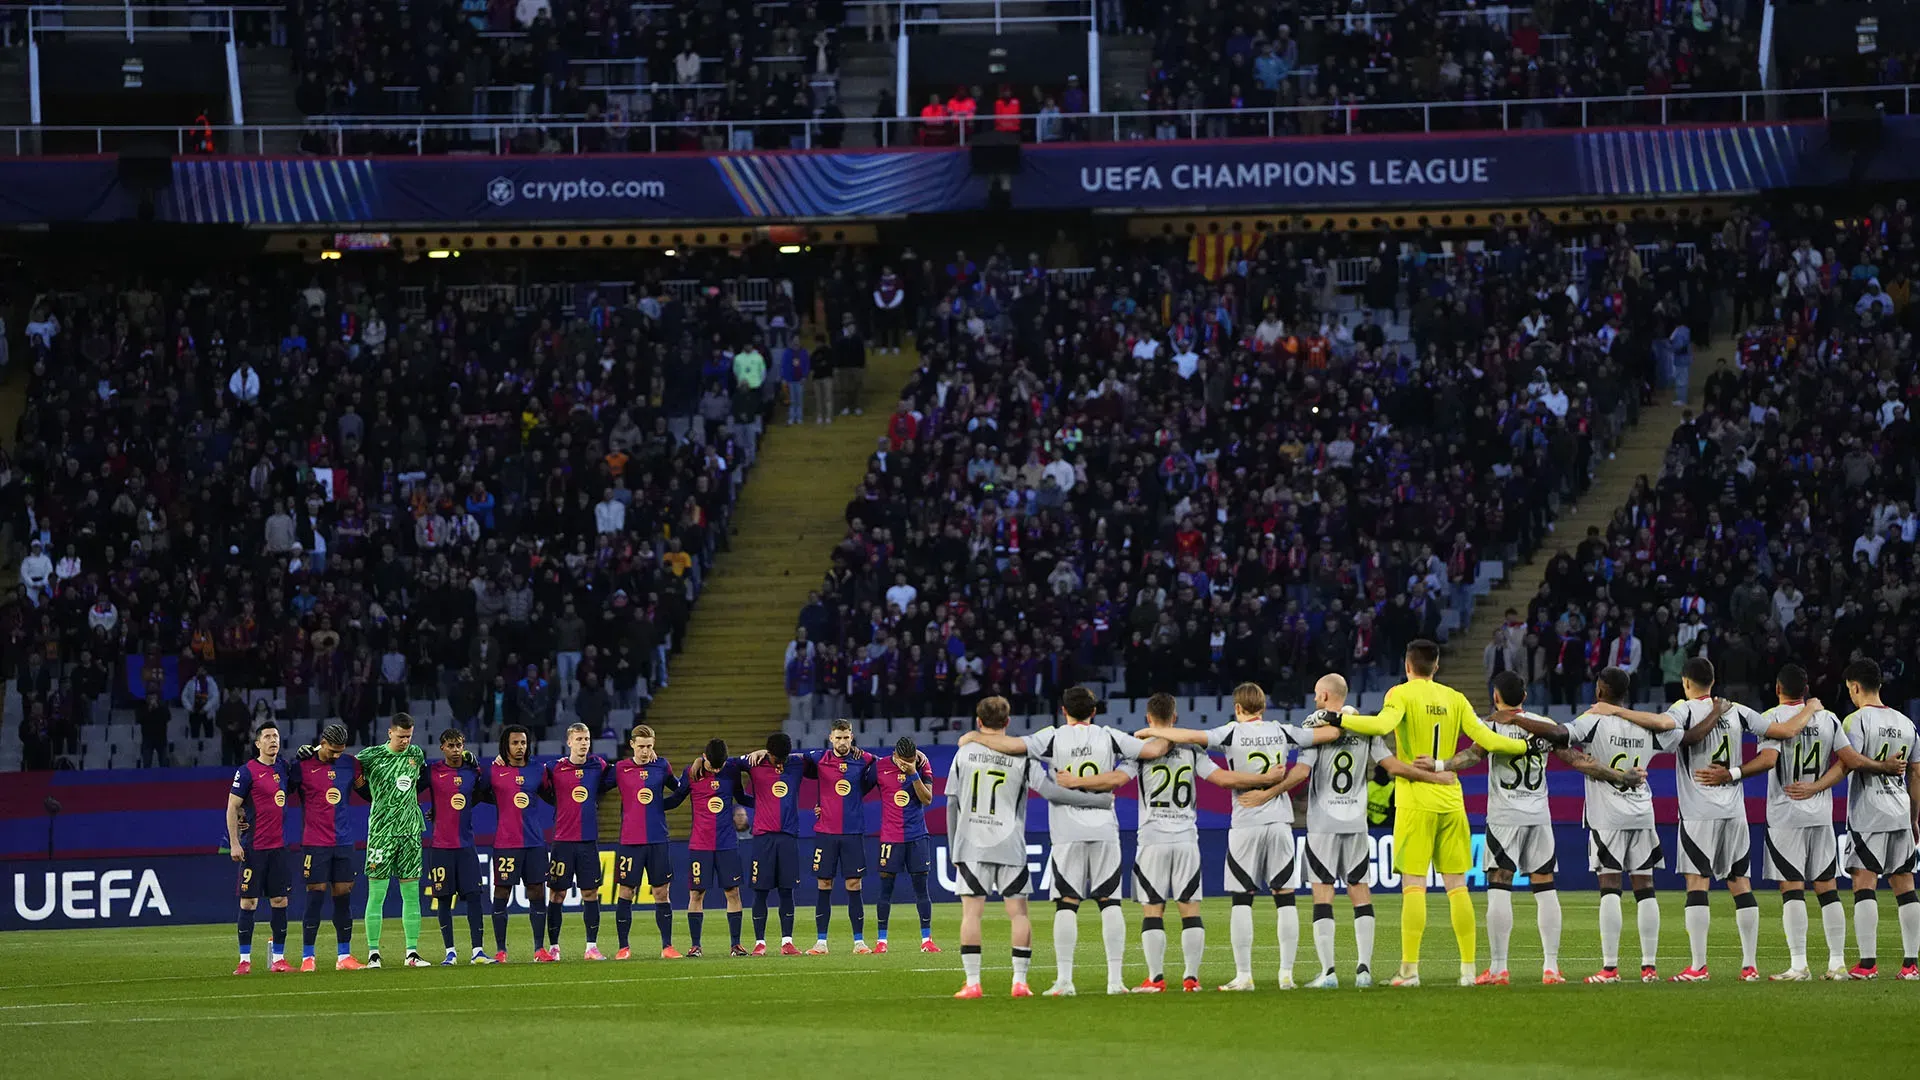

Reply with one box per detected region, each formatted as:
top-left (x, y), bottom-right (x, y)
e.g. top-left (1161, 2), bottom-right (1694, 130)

top-left (295, 744), bottom-right (318, 761)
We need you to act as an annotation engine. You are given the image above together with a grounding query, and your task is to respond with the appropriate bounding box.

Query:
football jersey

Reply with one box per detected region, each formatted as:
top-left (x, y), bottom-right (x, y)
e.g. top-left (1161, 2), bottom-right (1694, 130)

top-left (947, 744), bottom-right (1039, 865)
top-left (1564, 711), bottom-right (1683, 831)
top-left (1761, 704), bottom-right (1845, 828)
top-left (1666, 697), bottom-right (1770, 821)
top-left (1297, 729), bottom-right (1388, 834)
top-left (681, 759), bottom-right (747, 852)
top-left (744, 753), bottom-right (809, 835)
top-left (1843, 706), bottom-right (1918, 834)
top-left (294, 754), bottom-right (362, 846)
top-left (357, 743), bottom-right (427, 839)
top-left (1204, 718), bottom-right (1316, 828)
top-left (612, 757), bottom-right (679, 845)
top-left (806, 748), bottom-right (878, 836)
top-left (1342, 679), bottom-right (1527, 814)
top-left (230, 757), bottom-right (293, 850)
top-left (1136, 743), bottom-right (1218, 846)
top-left (874, 754), bottom-right (935, 842)
top-left (484, 760), bottom-right (547, 847)
top-left (1022, 725), bottom-right (1144, 842)
top-left (540, 754), bottom-right (612, 842)
top-left (1482, 716), bottom-right (1552, 827)
top-left (424, 758), bottom-right (483, 849)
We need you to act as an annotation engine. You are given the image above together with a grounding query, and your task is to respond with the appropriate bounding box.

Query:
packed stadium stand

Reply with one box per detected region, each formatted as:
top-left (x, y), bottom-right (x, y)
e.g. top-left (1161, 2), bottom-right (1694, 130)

top-left (1500, 200), bottom-right (1920, 721)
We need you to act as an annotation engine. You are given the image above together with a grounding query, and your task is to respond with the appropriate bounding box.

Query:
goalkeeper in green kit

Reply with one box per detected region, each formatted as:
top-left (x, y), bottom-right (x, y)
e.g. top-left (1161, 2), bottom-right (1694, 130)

top-left (320, 713), bottom-right (431, 967)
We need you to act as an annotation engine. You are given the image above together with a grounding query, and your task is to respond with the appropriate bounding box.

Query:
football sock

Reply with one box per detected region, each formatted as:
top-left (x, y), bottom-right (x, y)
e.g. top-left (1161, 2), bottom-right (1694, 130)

top-left (269, 905), bottom-right (288, 959)
top-left (365, 877), bottom-right (389, 952)
top-left (1633, 888), bottom-right (1658, 968)
top-left (1598, 889), bottom-right (1622, 968)
top-left (848, 892), bottom-right (865, 942)
top-left (1896, 891), bottom-right (1920, 963)
top-left (777, 889), bottom-right (795, 941)
top-left (1734, 890), bottom-right (1759, 969)
top-left (1400, 886), bottom-right (1427, 972)
top-left (1447, 886), bottom-right (1476, 979)
top-left (1012, 944), bottom-right (1032, 985)
top-left (302, 898), bottom-right (324, 959)
top-left (438, 897), bottom-right (457, 950)
top-left (1534, 888), bottom-right (1561, 972)
top-left (1854, 890), bottom-right (1878, 967)
top-left (815, 892), bottom-right (832, 941)
top-left (688, 911), bottom-right (705, 948)
top-left (1100, 901), bottom-right (1126, 986)
top-left (399, 883), bottom-right (422, 952)
top-left (654, 902), bottom-right (673, 948)
top-left (1782, 889), bottom-right (1808, 969)
top-left (913, 873), bottom-right (933, 938)
top-left (548, 904), bottom-right (565, 949)
top-left (876, 875), bottom-right (896, 940)
top-left (1684, 890), bottom-right (1710, 969)
top-left (582, 898), bottom-right (601, 948)
top-left (1230, 898), bottom-right (1254, 978)
top-left (332, 893), bottom-right (354, 956)
top-left (1141, 916), bottom-right (1166, 981)
top-left (465, 895), bottom-right (485, 951)
top-left (615, 897), bottom-right (634, 949)
top-left (1180, 916), bottom-right (1205, 980)
top-left (1053, 904), bottom-right (1079, 984)
top-left (1353, 903), bottom-right (1376, 973)
top-left (1818, 890), bottom-right (1845, 969)
top-left (961, 944), bottom-right (982, 987)
top-left (727, 910), bottom-right (744, 948)
top-left (1312, 903), bottom-right (1336, 975)
top-left (1485, 886), bottom-right (1512, 973)
top-left (528, 895), bottom-right (547, 953)
top-left (1276, 896), bottom-right (1299, 982)
top-left (493, 907), bottom-right (511, 953)
top-left (752, 891), bottom-right (769, 943)
top-left (237, 907), bottom-right (255, 960)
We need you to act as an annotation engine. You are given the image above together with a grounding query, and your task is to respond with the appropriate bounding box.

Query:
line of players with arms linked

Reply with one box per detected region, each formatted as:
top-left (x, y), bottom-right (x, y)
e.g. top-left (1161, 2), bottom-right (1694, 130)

top-left (223, 637), bottom-right (1920, 995)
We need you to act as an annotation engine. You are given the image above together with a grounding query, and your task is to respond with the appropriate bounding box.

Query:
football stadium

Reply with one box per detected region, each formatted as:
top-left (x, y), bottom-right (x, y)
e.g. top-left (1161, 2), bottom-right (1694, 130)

top-left (3, 0), bottom-right (1920, 1075)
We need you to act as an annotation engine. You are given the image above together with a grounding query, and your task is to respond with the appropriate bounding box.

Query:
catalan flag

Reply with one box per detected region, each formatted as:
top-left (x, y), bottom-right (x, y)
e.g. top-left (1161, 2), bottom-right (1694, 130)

top-left (1187, 229), bottom-right (1264, 281)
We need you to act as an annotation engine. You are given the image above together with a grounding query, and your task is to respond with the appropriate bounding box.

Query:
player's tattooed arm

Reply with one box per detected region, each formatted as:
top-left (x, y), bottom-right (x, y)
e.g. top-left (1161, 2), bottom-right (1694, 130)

top-left (1490, 708), bottom-right (1571, 747)
top-left (1785, 758), bottom-right (1848, 801)
top-left (1380, 754), bottom-right (1457, 786)
top-left (1437, 745), bottom-right (1486, 773)
top-left (1556, 747), bottom-right (1643, 790)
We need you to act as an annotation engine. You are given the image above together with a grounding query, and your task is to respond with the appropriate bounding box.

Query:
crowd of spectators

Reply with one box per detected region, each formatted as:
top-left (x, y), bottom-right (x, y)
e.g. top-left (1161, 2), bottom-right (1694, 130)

top-left (1132, 1), bottom-right (1767, 138)
top-left (1495, 200), bottom-right (1920, 716)
top-left (779, 214), bottom-right (1720, 725)
top-left (290, 0), bottom-right (847, 153)
top-left (5, 249), bottom-right (807, 770)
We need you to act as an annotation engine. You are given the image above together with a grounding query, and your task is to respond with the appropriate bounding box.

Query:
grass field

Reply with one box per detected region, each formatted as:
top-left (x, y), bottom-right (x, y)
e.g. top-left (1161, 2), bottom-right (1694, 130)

top-left (4, 892), bottom-right (1918, 1078)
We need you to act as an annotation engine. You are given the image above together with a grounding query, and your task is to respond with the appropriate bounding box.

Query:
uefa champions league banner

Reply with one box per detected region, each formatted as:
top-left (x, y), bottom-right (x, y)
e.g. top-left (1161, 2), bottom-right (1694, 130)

top-left (6, 826), bottom-right (1826, 931)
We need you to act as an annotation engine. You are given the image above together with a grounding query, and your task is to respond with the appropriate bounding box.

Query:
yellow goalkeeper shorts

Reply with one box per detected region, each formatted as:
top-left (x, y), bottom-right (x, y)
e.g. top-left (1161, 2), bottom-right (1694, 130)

top-left (1394, 807), bottom-right (1473, 877)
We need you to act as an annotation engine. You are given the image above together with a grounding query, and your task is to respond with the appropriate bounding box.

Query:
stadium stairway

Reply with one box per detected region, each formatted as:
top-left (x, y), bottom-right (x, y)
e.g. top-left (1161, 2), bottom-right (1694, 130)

top-left (1448, 335), bottom-right (1730, 715)
top-left (644, 347), bottom-right (921, 769)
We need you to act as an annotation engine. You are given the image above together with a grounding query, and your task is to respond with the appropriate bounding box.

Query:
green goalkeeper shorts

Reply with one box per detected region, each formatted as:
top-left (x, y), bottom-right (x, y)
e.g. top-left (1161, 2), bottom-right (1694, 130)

top-left (364, 834), bottom-right (423, 880)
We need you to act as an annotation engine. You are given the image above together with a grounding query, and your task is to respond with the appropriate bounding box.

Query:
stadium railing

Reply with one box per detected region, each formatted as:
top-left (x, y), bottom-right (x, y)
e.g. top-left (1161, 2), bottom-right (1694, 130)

top-left (1330, 241), bottom-right (1700, 289)
top-left (395, 277), bottom-right (776, 315)
top-left (11, 83), bottom-right (1908, 155)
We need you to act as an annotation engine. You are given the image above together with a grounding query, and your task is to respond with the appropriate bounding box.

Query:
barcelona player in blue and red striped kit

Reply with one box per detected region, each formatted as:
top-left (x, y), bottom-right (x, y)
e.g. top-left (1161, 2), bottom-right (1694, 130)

top-left (804, 719), bottom-right (879, 954)
top-left (482, 724), bottom-right (550, 962)
top-left (873, 736), bottom-right (939, 953)
top-left (610, 723), bottom-right (685, 959)
top-left (226, 722), bottom-right (294, 974)
top-left (540, 723), bottom-right (614, 960)
top-left (681, 738), bottom-right (753, 956)
top-left (291, 722), bottom-right (364, 971)
top-left (425, 729), bottom-right (493, 966)
top-left (741, 731), bottom-right (808, 955)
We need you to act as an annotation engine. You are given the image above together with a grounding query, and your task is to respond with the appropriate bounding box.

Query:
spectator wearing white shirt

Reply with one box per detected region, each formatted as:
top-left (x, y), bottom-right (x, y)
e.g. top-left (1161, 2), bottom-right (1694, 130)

top-left (19, 539), bottom-right (52, 605)
top-left (1042, 455), bottom-right (1075, 494)
top-left (1771, 580), bottom-right (1804, 628)
top-left (1130, 335), bottom-right (1160, 362)
top-left (1853, 525), bottom-right (1890, 567)
top-left (25, 308), bottom-right (59, 352)
top-left (675, 43), bottom-right (703, 84)
top-left (1539, 381), bottom-right (1570, 418)
top-left (87, 598), bottom-right (119, 635)
top-left (595, 489), bottom-right (626, 534)
top-left (228, 361), bottom-right (261, 404)
top-left (884, 573), bottom-right (918, 615)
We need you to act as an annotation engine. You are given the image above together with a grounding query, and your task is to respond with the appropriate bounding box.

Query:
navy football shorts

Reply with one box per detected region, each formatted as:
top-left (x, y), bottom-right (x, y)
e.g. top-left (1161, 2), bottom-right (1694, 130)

top-left (751, 833), bottom-right (800, 890)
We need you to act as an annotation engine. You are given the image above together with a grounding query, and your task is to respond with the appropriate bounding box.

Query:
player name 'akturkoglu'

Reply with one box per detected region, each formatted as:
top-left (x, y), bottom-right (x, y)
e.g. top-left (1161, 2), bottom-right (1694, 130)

top-left (1078, 157), bottom-right (1494, 193)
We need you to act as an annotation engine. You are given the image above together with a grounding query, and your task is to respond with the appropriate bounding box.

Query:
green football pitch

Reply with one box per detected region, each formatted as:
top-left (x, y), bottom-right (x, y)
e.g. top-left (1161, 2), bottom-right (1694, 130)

top-left (3, 893), bottom-right (1916, 1078)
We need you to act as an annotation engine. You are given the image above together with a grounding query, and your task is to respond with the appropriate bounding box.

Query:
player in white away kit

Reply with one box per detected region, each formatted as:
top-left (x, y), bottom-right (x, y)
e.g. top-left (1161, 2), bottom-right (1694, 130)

top-left (1148, 681), bottom-right (1342, 991)
top-left (1593, 656), bottom-right (1773, 981)
top-left (959, 685), bottom-right (1161, 996)
top-left (1057, 691), bottom-right (1307, 993)
top-left (1826, 660), bottom-right (1920, 979)
top-left (947, 696), bottom-right (1115, 1000)
top-left (1439, 670), bottom-right (1615, 985)
top-left (1758, 665), bottom-right (1877, 981)
top-left (1564, 667), bottom-right (1683, 983)
top-left (1287, 674), bottom-right (1390, 989)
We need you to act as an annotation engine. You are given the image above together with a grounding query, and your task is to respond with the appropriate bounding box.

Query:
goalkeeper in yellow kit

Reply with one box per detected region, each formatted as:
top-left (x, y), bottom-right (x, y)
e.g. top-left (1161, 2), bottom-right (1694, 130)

top-left (1336, 639), bottom-right (1567, 986)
